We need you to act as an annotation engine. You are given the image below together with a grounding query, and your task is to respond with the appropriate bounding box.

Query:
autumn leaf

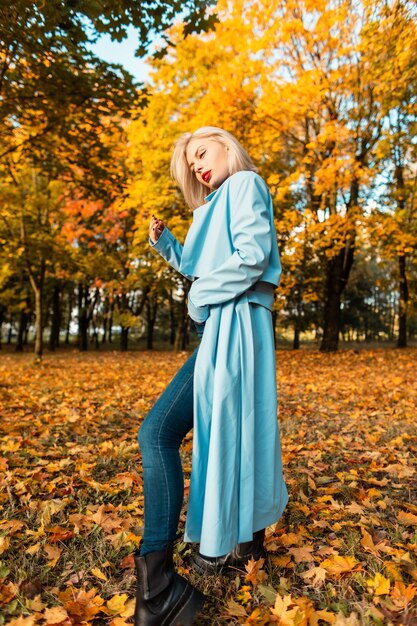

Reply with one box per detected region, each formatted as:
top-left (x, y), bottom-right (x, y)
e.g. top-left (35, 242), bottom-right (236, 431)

top-left (6, 618), bottom-right (38, 626)
top-left (367, 572), bottom-right (390, 596)
top-left (43, 606), bottom-right (71, 625)
top-left (301, 566), bottom-right (327, 587)
top-left (1, 340), bottom-right (417, 624)
top-left (360, 528), bottom-right (384, 556)
top-left (91, 567), bottom-right (108, 581)
top-left (104, 593), bottom-right (129, 616)
top-left (225, 598), bottom-right (247, 618)
top-left (315, 609), bottom-right (337, 624)
top-left (288, 544), bottom-right (315, 563)
top-left (390, 581), bottom-right (417, 609)
top-left (270, 554), bottom-right (294, 569)
top-left (0, 581), bottom-right (17, 604)
top-left (398, 511), bottom-right (417, 526)
top-left (236, 584), bottom-right (252, 604)
top-left (333, 613), bottom-right (361, 626)
top-left (320, 555), bottom-right (362, 577)
top-left (270, 594), bottom-right (300, 624)
top-left (44, 543), bottom-right (62, 568)
top-left (244, 557), bottom-right (267, 585)
top-left (59, 586), bottom-right (104, 622)
top-left (0, 536), bottom-right (10, 555)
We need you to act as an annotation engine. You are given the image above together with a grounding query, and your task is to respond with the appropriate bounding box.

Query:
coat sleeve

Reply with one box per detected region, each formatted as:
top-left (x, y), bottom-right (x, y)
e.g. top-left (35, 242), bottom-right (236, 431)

top-left (150, 227), bottom-right (193, 280)
top-left (187, 173), bottom-right (272, 323)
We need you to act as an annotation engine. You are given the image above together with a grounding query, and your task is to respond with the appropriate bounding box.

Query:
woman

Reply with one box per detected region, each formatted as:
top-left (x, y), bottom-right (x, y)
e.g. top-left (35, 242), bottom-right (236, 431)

top-left (135, 127), bottom-right (288, 626)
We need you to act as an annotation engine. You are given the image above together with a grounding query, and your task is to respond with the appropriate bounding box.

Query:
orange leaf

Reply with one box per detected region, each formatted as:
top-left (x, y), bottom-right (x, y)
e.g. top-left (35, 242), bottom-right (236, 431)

top-left (244, 557), bottom-right (267, 585)
top-left (59, 586), bottom-right (104, 622)
top-left (320, 555), bottom-right (361, 577)
top-left (398, 511), bottom-right (417, 526)
top-left (390, 581), bottom-right (417, 609)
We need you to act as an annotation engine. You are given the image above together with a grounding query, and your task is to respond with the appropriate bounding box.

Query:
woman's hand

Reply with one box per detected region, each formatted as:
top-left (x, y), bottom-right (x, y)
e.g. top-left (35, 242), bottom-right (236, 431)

top-left (149, 215), bottom-right (165, 243)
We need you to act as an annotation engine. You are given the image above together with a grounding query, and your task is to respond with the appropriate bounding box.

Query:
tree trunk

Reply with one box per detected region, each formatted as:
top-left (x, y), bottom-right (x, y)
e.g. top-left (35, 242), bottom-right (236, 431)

top-left (7, 318), bottom-right (13, 344)
top-left (119, 293), bottom-right (129, 352)
top-left (23, 315), bottom-right (30, 345)
top-left (102, 296), bottom-right (109, 344)
top-left (320, 177), bottom-right (358, 352)
top-left (65, 290), bottom-right (73, 345)
top-left (16, 310), bottom-right (29, 352)
top-left (92, 319), bottom-right (100, 350)
top-left (146, 295), bottom-right (158, 350)
top-left (108, 301), bottom-right (114, 343)
top-left (395, 162), bottom-right (408, 348)
top-left (27, 261), bottom-right (45, 360)
top-left (320, 256), bottom-right (344, 352)
top-left (33, 284), bottom-right (44, 359)
top-left (169, 291), bottom-right (176, 346)
top-left (398, 253), bottom-right (408, 348)
top-left (120, 327), bottom-right (129, 352)
top-left (293, 324), bottom-right (300, 350)
top-left (78, 283), bottom-right (89, 351)
top-left (49, 284), bottom-right (61, 351)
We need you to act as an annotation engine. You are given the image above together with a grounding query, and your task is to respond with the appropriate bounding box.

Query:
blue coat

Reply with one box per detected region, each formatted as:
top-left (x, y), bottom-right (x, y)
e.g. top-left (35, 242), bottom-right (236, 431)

top-left (151, 171), bottom-right (288, 556)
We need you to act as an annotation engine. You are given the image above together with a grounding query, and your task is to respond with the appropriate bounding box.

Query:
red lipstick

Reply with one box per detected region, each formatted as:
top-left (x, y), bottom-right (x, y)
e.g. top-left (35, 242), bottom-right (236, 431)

top-left (202, 170), bottom-right (211, 183)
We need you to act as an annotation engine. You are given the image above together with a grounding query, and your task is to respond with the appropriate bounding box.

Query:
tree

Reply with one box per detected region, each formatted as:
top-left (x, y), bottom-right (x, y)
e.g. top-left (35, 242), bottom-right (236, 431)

top-left (362, 0), bottom-right (417, 347)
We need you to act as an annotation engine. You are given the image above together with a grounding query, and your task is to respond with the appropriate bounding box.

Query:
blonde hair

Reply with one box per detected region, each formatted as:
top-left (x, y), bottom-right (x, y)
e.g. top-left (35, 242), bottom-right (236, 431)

top-left (170, 126), bottom-right (257, 210)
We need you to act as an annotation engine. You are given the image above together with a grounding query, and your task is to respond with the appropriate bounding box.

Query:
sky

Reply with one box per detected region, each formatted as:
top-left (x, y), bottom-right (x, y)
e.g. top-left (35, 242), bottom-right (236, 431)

top-left (88, 26), bottom-right (150, 83)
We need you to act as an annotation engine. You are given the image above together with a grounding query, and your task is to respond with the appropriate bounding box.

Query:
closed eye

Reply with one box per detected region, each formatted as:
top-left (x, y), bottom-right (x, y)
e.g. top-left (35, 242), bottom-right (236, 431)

top-left (188, 147), bottom-right (206, 172)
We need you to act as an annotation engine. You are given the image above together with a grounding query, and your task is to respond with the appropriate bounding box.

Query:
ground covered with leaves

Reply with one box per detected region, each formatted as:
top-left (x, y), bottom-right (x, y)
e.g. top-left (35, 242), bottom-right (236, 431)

top-left (0, 347), bottom-right (416, 626)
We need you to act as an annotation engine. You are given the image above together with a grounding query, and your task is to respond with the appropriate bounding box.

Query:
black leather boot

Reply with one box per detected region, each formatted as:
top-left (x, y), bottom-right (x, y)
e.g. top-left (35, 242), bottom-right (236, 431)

top-left (134, 542), bottom-right (205, 626)
top-left (190, 529), bottom-right (266, 575)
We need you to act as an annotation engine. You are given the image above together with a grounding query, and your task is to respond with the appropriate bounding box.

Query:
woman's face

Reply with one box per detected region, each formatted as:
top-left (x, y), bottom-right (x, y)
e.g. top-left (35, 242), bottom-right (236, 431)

top-left (186, 138), bottom-right (230, 191)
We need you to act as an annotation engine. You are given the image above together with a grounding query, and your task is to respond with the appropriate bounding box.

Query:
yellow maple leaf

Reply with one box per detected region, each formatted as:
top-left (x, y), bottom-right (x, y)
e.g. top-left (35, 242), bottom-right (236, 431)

top-left (270, 594), bottom-right (300, 624)
top-left (366, 572), bottom-right (390, 596)
top-left (106, 593), bottom-right (129, 616)
top-left (320, 555), bottom-right (361, 577)
top-left (91, 566), bottom-right (108, 581)
top-left (120, 598), bottom-right (135, 619)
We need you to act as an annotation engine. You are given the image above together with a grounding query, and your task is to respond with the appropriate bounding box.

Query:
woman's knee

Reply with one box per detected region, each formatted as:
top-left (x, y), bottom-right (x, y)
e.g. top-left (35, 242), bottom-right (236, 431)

top-left (138, 414), bottom-right (157, 452)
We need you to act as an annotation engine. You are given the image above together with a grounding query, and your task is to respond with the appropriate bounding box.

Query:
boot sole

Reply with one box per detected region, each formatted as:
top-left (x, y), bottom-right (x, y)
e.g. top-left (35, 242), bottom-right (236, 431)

top-left (170, 585), bottom-right (205, 626)
top-left (190, 551), bottom-right (267, 577)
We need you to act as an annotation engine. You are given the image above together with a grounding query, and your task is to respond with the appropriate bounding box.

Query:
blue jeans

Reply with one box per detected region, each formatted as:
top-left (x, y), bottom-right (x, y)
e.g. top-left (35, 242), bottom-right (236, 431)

top-left (138, 324), bottom-right (204, 555)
